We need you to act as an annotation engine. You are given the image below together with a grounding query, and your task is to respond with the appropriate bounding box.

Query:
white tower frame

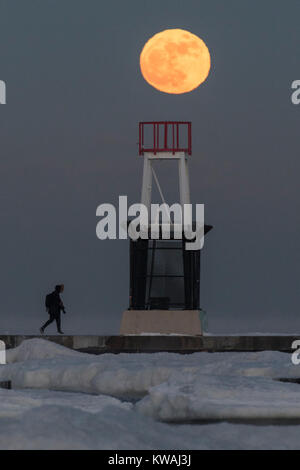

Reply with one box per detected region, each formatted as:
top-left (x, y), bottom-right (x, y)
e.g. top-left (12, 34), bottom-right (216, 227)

top-left (141, 151), bottom-right (191, 213)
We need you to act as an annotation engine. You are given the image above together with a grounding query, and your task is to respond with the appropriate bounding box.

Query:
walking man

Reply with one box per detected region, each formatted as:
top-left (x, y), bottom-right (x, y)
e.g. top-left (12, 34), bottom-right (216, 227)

top-left (40, 284), bottom-right (66, 335)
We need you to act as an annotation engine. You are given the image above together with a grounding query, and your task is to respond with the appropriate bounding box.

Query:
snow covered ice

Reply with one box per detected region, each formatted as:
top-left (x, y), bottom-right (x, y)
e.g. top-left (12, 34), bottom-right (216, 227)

top-left (1, 338), bottom-right (300, 449)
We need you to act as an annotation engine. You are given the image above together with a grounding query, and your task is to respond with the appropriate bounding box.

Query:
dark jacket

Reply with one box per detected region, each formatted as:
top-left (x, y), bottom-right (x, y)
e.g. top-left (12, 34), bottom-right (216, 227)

top-left (47, 291), bottom-right (65, 316)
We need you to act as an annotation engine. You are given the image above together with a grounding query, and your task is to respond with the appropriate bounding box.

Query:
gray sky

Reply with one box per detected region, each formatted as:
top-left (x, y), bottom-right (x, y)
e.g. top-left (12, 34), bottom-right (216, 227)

top-left (0, 0), bottom-right (299, 334)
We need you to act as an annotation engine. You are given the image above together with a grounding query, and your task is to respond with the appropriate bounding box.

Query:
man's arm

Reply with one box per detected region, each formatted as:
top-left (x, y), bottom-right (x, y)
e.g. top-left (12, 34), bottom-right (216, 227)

top-left (59, 297), bottom-right (66, 314)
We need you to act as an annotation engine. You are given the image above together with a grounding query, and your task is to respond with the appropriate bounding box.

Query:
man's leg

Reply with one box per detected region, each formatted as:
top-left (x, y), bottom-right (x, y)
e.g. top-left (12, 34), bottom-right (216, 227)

top-left (55, 314), bottom-right (63, 334)
top-left (41, 315), bottom-right (54, 332)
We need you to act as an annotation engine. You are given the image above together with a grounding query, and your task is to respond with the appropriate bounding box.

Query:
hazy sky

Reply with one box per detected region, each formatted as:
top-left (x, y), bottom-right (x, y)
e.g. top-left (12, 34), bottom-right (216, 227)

top-left (0, 0), bottom-right (299, 334)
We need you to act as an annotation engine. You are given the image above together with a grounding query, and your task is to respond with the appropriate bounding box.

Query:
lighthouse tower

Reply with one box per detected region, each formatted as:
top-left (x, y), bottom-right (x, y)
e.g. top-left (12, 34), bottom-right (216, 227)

top-left (120, 121), bottom-right (212, 336)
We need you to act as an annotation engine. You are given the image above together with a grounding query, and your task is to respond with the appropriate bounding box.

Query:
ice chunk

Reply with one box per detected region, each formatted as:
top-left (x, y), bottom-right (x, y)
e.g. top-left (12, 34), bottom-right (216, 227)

top-left (136, 373), bottom-right (300, 422)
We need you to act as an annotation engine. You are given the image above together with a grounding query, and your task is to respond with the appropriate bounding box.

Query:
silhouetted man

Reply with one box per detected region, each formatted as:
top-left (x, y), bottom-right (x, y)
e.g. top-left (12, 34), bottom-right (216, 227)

top-left (40, 284), bottom-right (66, 335)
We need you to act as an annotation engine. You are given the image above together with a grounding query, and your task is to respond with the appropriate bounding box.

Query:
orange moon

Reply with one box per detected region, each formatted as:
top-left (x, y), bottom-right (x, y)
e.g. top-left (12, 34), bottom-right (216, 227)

top-left (140, 29), bottom-right (211, 94)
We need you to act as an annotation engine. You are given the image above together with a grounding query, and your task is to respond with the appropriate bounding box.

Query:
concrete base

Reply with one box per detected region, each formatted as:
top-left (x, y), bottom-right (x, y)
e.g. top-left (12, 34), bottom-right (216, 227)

top-left (120, 310), bottom-right (203, 336)
top-left (0, 335), bottom-right (299, 353)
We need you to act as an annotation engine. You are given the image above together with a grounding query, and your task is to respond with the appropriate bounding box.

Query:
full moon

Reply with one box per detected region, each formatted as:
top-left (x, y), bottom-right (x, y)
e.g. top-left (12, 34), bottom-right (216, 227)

top-left (140, 29), bottom-right (211, 94)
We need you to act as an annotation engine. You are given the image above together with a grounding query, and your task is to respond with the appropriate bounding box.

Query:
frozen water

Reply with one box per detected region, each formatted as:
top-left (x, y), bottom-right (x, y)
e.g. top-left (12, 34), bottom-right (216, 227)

top-left (136, 373), bottom-right (300, 422)
top-left (1, 338), bottom-right (300, 449)
top-left (1, 402), bottom-right (300, 450)
top-left (0, 388), bottom-right (132, 418)
top-left (1, 339), bottom-right (299, 398)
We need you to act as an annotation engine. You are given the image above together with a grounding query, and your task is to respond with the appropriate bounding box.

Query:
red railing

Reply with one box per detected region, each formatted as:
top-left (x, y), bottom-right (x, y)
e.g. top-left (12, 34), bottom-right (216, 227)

top-left (139, 121), bottom-right (192, 156)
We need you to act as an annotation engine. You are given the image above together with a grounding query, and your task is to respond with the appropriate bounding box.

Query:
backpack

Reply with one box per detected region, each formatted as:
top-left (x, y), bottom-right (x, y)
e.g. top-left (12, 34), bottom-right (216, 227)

top-left (45, 292), bottom-right (54, 310)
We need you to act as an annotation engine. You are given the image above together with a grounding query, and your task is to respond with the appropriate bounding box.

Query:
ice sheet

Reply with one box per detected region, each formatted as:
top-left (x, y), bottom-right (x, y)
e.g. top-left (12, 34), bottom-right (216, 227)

top-left (1, 338), bottom-right (300, 449)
